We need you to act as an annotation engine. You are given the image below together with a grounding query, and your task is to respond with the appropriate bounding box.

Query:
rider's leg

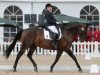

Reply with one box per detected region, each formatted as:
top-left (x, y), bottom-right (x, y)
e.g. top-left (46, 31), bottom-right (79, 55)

top-left (45, 27), bottom-right (54, 34)
top-left (55, 25), bottom-right (60, 38)
top-left (45, 26), bottom-right (58, 49)
top-left (52, 33), bottom-right (58, 49)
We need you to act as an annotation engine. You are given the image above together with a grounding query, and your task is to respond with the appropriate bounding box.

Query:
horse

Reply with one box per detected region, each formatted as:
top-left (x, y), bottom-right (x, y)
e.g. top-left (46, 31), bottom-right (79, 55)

top-left (3, 22), bottom-right (88, 72)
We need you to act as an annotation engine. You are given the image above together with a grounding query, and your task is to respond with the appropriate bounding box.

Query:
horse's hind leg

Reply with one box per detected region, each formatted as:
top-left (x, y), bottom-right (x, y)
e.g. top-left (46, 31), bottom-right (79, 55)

top-left (50, 50), bottom-right (63, 72)
top-left (65, 49), bottom-right (82, 72)
top-left (13, 46), bottom-right (26, 72)
top-left (27, 45), bottom-right (38, 72)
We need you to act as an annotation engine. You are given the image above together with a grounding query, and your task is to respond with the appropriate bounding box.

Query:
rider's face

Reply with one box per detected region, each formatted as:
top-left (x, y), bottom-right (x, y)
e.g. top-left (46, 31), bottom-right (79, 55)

top-left (47, 6), bottom-right (52, 13)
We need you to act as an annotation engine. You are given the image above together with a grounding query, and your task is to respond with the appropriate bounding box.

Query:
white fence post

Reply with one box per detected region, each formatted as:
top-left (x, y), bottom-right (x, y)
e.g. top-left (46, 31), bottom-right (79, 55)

top-left (0, 42), bottom-right (3, 55)
top-left (91, 41), bottom-right (100, 57)
top-left (72, 41), bottom-right (77, 55)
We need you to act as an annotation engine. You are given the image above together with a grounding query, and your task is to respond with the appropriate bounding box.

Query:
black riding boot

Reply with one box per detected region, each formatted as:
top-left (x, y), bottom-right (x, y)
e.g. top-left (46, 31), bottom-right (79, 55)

top-left (52, 33), bottom-right (58, 49)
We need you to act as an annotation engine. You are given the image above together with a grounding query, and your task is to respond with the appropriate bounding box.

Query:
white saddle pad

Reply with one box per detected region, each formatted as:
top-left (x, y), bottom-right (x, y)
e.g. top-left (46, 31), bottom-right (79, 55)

top-left (44, 26), bottom-right (62, 40)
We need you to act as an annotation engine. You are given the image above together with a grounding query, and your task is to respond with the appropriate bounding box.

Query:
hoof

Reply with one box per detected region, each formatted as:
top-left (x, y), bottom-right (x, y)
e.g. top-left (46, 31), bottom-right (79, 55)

top-left (13, 69), bottom-right (17, 72)
top-left (50, 69), bottom-right (53, 72)
top-left (34, 67), bottom-right (38, 72)
top-left (78, 69), bottom-right (83, 73)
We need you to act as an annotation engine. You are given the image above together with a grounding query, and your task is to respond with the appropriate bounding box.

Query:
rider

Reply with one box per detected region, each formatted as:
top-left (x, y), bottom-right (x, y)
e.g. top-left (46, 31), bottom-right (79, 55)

top-left (44, 3), bottom-right (60, 49)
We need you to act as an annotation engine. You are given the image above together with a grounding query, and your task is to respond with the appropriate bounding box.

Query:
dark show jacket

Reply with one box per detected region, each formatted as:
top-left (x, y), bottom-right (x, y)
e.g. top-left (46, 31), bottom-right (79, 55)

top-left (44, 10), bottom-right (57, 25)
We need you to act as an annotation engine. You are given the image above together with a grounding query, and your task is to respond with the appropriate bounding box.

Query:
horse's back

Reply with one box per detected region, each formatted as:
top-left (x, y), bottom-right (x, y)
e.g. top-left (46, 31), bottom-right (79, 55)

top-left (20, 28), bottom-right (37, 43)
top-left (20, 27), bottom-right (43, 45)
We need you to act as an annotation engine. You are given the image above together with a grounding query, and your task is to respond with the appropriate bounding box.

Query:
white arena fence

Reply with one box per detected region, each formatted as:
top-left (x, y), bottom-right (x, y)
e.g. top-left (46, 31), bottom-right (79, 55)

top-left (0, 41), bottom-right (100, 56)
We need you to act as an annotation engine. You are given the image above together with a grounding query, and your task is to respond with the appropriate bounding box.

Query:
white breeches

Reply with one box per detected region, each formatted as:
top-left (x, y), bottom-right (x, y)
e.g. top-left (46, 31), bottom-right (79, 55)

top-left (47, 26), bottom-right (58, 34)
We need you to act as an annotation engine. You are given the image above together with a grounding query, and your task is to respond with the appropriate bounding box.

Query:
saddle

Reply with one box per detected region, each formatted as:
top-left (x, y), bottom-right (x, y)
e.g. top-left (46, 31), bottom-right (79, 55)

top-left (44, 26), bottom-right (62, 40)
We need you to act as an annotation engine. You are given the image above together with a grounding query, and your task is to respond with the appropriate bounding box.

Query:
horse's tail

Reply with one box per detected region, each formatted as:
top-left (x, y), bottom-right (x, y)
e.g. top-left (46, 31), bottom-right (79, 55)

top-left (3, 30), bottom-right (23, 59)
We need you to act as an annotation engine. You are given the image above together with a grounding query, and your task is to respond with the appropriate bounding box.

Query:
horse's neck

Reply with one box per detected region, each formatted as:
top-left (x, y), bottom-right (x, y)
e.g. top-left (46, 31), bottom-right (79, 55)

top-left (67, 27), bottom-right (78, 36)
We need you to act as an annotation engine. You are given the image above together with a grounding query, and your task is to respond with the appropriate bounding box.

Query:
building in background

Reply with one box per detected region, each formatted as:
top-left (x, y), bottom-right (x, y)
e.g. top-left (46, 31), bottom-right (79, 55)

top-left (0, 0), bottom-right (99, 42)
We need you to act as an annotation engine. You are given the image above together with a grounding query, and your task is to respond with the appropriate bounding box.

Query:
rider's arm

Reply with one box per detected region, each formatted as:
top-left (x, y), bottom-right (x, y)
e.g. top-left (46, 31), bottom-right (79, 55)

top-left (45, 13), bottom-right (57, 25)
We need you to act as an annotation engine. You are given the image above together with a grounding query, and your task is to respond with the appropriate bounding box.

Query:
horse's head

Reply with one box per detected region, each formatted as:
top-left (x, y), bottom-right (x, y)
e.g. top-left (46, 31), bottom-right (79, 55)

top-left (62, 22), bottom-right (89, 42)
top-left (77, 23), bottom-right (88, 42)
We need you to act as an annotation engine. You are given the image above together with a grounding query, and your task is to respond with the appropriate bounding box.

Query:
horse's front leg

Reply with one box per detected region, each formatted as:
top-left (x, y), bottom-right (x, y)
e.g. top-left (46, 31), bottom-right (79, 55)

top-left (50, 50), bottom-right (63, 72)
top-left (65, 49), bottom-right (83, 72)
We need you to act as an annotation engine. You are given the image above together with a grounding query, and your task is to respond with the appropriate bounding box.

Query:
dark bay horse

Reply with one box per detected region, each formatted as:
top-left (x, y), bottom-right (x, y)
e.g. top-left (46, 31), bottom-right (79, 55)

top-left (4, 22), bottom-right (88, 72)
